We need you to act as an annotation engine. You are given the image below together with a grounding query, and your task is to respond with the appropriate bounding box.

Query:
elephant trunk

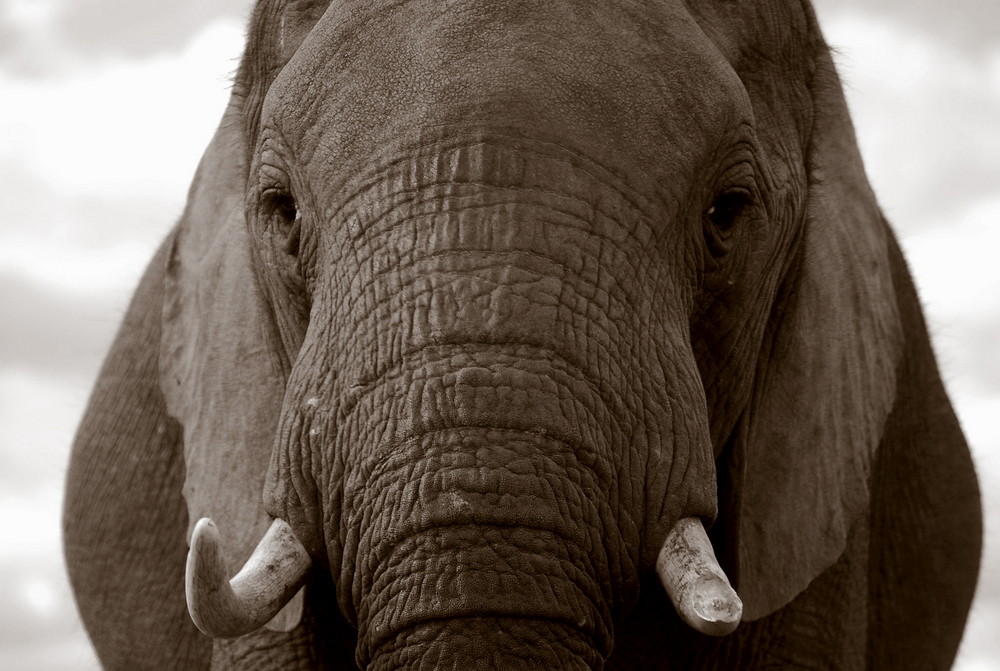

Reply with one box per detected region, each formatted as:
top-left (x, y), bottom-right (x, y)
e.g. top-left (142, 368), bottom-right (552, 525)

top-left (369, 618), bottom-right (600, 670)
top-left (343, 395), bottom-right (622, 667)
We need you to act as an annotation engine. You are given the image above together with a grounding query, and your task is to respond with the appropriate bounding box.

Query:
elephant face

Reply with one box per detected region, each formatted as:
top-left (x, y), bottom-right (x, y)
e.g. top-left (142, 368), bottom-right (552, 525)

top-left (167, 0), bottom-right (902, 667)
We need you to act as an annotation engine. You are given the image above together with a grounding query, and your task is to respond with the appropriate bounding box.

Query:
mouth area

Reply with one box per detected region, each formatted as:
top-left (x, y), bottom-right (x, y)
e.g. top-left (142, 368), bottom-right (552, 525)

top-left (366, 615), bottom-right (603, 670)
top-left (357, 522), bottom-right (613, 660)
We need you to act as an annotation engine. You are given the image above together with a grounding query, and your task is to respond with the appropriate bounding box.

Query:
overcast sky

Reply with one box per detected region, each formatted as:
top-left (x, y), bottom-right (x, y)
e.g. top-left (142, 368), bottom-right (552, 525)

top-left (1, 1), bottom-right (997, 668)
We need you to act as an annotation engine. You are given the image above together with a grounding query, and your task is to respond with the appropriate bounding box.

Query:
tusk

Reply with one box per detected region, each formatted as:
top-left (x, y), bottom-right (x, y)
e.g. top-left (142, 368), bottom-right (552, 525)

top-left (264, 587), bottom-right (305, 633)
top-left (656, 517), bottom-right (742, 636)
top-left (185, 517), bottom-right (312, 638)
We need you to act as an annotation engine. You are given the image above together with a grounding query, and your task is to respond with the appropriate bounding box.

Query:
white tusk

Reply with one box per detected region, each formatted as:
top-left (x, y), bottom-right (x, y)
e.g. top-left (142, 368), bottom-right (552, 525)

top-left (264, 587), bottom-right (305, 633)
top-left (185, 517), bottom-right (312, 638)
top-left (656, 517), bottom-right (742, 636)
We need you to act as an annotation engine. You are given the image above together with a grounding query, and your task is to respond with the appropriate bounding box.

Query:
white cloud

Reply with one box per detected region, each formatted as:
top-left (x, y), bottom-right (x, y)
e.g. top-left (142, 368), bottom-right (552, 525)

top-left (902, 198), bottom-right (1000, 322)
top-left (822, 11), bottom-right (1000, 235)
top-left (2, 0), bottom-right (64, 27)
top-left (0, 372), bottom-right (97, 669)
top-left (0, 370), bottom-right (87, 492)
top-left (990, 52), bottom-right (1000, 105)
top-left (0, 231), bottom-right (166, 296)
top-left (824, 13), bottom-right (978, 93)
top-left (0, 17), bottom-right (243, 200)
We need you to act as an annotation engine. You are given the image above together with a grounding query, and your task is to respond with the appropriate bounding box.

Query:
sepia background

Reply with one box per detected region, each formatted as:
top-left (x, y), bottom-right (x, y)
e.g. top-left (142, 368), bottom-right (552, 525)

top-left (1, 0), bottom-right (996, 668)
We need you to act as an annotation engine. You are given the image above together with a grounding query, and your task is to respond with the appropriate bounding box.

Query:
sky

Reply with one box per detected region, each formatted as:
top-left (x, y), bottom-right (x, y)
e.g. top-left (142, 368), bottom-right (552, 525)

top-left (0, 0), bottom-right (997, 668)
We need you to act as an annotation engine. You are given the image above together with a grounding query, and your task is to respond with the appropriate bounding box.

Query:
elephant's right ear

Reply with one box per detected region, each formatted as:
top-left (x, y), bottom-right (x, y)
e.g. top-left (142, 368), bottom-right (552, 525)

top-left (726, 44), bottom-right (904, 620)
top-left (159, 98), bottom-right (288, 593)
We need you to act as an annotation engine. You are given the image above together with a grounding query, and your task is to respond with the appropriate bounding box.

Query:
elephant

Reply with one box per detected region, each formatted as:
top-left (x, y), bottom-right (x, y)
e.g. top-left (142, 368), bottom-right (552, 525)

top-left (63, 0), bottom-right (982, 669)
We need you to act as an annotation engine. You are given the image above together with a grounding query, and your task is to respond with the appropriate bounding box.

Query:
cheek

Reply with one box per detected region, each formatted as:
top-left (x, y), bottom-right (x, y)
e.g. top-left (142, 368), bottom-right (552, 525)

top-left (689, 224), bottom-right (794, 451)
top-left (262, 350), bottom-right (340, 558)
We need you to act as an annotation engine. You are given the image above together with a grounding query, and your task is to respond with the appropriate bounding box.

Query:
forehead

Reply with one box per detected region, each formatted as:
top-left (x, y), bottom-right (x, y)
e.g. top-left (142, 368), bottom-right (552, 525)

top-left (260, 0), bottom-right (755, 182)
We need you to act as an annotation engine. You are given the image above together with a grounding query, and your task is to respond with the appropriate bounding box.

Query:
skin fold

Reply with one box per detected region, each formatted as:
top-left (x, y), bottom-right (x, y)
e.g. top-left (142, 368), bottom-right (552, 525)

top-left (63, 1), bottom-right (982, 669)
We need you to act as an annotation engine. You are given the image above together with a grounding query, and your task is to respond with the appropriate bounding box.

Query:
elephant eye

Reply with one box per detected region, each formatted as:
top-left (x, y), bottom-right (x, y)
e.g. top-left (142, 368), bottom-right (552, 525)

top-left (702, 188), bottom-right (752, 258)
top-left (262, 190), bottom-right (302, 257)
top-left (706, 188), bottom-right (752, 233)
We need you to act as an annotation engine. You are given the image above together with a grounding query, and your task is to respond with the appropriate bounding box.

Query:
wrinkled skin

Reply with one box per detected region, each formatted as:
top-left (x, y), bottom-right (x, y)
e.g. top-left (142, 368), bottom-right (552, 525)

top-left (64, 1), bottom-right (981, 669)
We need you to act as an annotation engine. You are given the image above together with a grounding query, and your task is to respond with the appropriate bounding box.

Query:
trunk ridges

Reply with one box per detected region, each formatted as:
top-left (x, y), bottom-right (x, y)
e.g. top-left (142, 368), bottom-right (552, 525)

top-left (368, 617), bottom-right (603, 671)
top-left (346, 428), bottom-right (620, 667)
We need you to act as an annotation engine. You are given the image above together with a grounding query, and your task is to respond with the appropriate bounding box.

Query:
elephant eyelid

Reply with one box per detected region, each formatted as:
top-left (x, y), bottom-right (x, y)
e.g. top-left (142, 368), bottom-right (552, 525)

top-left (261, 189), bottom-right (299, 224)
top-left (259, 188), bottom-right (302, 258)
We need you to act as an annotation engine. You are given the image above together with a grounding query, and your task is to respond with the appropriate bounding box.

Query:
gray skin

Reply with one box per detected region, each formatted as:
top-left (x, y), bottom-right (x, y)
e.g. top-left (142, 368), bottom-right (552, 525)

top-left (63, 0), bottom-right (981, 669)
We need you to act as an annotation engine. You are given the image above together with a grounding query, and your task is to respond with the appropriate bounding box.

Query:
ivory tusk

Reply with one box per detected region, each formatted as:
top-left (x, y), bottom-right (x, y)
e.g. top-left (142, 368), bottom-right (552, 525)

top-left (185, 517), bottom-right (312, 638)
top-left (656, 517), bottom-right (742, 636)
top-left (264, 587), bottom-right (306, 633)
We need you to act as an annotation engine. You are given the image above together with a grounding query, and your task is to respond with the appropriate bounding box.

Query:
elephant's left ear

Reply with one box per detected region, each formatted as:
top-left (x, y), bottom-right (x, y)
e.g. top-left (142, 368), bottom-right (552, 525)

top-left (157, 2), bottom-right (333, 632)
top-left (159, 99), bottom-right (288, 595)
top-left (731, 46), bottom-right (904, 619)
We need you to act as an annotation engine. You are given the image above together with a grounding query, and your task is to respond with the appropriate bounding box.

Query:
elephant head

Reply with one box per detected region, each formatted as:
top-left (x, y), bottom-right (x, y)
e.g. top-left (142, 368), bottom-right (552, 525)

top-left (156, 0), bottom-right (912, 667)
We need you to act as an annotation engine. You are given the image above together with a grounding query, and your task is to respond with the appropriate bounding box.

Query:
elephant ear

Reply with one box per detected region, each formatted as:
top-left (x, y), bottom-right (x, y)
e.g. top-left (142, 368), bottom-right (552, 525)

top-left (159, 100), bottom-right (289, 610)
top-left (732, 47), bottom-right (903, 619)
top-left (158, 2), bottom-right (331, 630)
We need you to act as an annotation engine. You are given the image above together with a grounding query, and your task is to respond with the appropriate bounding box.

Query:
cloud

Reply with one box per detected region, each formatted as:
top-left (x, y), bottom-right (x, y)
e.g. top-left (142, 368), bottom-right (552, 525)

top-left (0, 162), bottom-right (178, 296)
top-left (52, 0), bottom-right (249, 61)
top-left (0, 272), bottom-right (122, 382)
top-left (0, 371), bottom-right (99, 670)
top-left (819, 10), bottom-right (1000, 236)
top-left (0, 371), bottom-right (89, 497)
top-left (904, 199), bottom-right (1000, 395)
top-left (0, 0), bottom-right (248, 74)
top-left (0, 552), bottom-right (99, 671)
top-left (0, 0), bottom-right (76, 76)
top-left (0, 484), bottom-right (99, 669)
top-left (814, 0), bottom-right (1000, 57)
top-left (0, 17), bottom-right (245, 201)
